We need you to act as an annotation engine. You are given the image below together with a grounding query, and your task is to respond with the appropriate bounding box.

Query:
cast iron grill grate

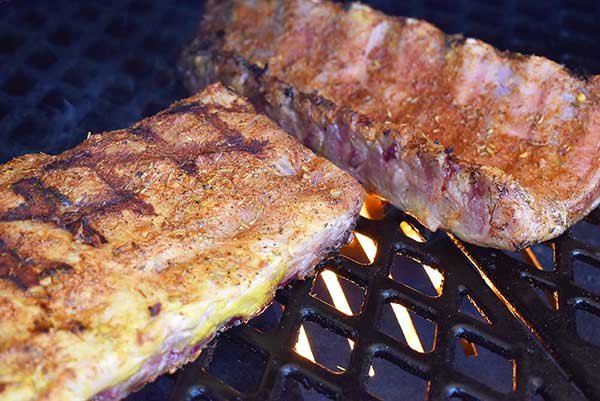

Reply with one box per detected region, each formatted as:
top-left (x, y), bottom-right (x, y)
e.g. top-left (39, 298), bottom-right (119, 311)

top-left (1, 1), bottom-right (600, 401)
top-left (170, 202), bottom-right (600, 401)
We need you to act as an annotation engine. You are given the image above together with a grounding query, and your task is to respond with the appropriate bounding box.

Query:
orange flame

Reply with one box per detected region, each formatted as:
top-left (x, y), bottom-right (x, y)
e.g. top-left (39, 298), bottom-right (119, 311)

top-left (390, 303), bottom-right (425, 353)
top-left (399, 221), bottom-right (426, 243)
top-left (295, 325), bottom-right (315, 362)
top-left (360, 194), bottom-right (387, 220)
top-left (355, 232), bottom-right (377, 263)
top-left (423, 265), bottom-right (444, 295)
top-left (296, 270), bottom-right (375, 375)
top-left (522, 247), bottom-right (558, 309)
top-left (340, 231), bottom-right (377, 265)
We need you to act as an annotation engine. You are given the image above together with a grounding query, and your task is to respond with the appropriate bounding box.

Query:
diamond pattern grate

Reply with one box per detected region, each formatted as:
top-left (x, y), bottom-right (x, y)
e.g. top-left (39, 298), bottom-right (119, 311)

top-left (171, 205), bottom-right (598, 401)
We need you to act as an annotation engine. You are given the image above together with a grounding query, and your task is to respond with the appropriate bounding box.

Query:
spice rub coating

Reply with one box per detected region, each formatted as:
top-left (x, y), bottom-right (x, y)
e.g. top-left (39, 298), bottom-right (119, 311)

top-left (0, 83), bottom-right (364, 401)
top-left (182, 0), bottom-right (600, 249)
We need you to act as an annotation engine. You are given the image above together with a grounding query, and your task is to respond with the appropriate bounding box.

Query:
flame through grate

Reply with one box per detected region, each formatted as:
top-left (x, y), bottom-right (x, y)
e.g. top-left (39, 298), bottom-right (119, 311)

top-left (170, 195), bottom-right (600, 401)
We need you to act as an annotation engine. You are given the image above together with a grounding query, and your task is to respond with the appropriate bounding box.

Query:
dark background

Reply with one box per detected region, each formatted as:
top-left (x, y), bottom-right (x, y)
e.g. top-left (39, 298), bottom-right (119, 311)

top-left (1, 0), bottom-right (600, 162)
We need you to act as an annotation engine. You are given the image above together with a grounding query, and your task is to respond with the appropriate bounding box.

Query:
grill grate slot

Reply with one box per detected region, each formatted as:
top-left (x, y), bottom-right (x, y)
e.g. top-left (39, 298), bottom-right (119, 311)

top-left (172, 207), bottom-right (599, 401)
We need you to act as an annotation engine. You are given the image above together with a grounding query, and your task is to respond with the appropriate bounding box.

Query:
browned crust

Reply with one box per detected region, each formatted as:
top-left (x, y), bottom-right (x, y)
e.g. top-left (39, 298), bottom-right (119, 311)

top-left (90, 223), bottom-right (356, 401)
top-left (180, 0), bottom-right (600, 250)
top-left (0, 82), bottom-right (364, 401)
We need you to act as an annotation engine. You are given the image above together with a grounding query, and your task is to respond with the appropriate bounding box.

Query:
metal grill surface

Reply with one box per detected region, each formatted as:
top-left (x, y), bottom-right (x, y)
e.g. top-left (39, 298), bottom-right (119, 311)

top-left (171, 205), bottom-right (600, 401)
top-left (0, 1), bottom-right (599, 401)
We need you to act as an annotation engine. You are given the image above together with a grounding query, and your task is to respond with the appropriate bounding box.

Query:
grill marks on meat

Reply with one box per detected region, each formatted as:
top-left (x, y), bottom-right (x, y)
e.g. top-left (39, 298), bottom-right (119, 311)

top-left (3, 178), bottom-right (71, 221)
top-left (1, 100), bottom-right (265, 256)
top-left (1, 175), bottom-right (151, 249)
top-left (130, 102), bottom-right (268, 172)
top-left (182, 0), bottom-right (600, 250)
top-left (164, 100), bottom-right (269, 156)
top-left (0, 83), bottom-right (364, 401)
top-left (0, 100), bottom-right (269, 290)
top-left (0, 238), bottom-right (75, 290)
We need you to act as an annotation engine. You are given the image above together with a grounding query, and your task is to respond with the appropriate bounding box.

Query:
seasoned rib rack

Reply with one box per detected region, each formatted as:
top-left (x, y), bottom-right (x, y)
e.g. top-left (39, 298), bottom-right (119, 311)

top-left (0, 83), bottom-right (363, 401)
top-left (181, 0), bottom-right (600, 250)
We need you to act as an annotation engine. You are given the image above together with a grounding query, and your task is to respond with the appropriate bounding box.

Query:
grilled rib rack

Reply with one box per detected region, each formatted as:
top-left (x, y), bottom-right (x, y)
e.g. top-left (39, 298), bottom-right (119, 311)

top-left (0, 1), bottom-right (599, 400)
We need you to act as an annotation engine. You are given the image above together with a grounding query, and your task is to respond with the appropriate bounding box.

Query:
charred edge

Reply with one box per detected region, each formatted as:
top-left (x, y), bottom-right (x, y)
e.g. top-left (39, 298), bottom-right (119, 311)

top-left (128, 125), bottom-right (162, 143)
top-left (44, 151), bottom-right (92, 171)
top-left (0, 275), bottom-right (28, 291)
top-left (33, 318), bottom-right (53, 333)
top-left (148, 302), bottom-right (162, 317)
top-left (65, 218), bottom-right (108, 247)
top-left (163, 100), bottom-right (252, 116)
top-left (68, 320), bottom-right (87, 333)
top-left (1, 178), bottom-right (71, 222)
top-left (179, 159), bottom-right (198, 175)
top-left (38, 263), bottom-right (75, 280)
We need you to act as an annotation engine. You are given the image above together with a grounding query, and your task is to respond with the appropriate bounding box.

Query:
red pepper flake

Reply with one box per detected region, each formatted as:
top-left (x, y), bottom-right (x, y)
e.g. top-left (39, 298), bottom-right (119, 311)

top-left (148, 302), bottom-right (162, 317)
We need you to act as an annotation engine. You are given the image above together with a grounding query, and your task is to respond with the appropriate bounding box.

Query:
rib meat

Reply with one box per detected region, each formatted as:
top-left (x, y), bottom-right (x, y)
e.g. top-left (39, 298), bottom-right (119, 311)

top-left (181, 0), bottom-right (600, 250)
top-left (0, 83), bottom-right (364, 401)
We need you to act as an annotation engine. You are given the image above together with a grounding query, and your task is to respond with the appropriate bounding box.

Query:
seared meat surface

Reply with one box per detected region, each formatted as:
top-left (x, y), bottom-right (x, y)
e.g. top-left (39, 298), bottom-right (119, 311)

top-left (0, 83), bottom-right (364, 401)
top-left (182, 0), bottom-right (600, 250)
